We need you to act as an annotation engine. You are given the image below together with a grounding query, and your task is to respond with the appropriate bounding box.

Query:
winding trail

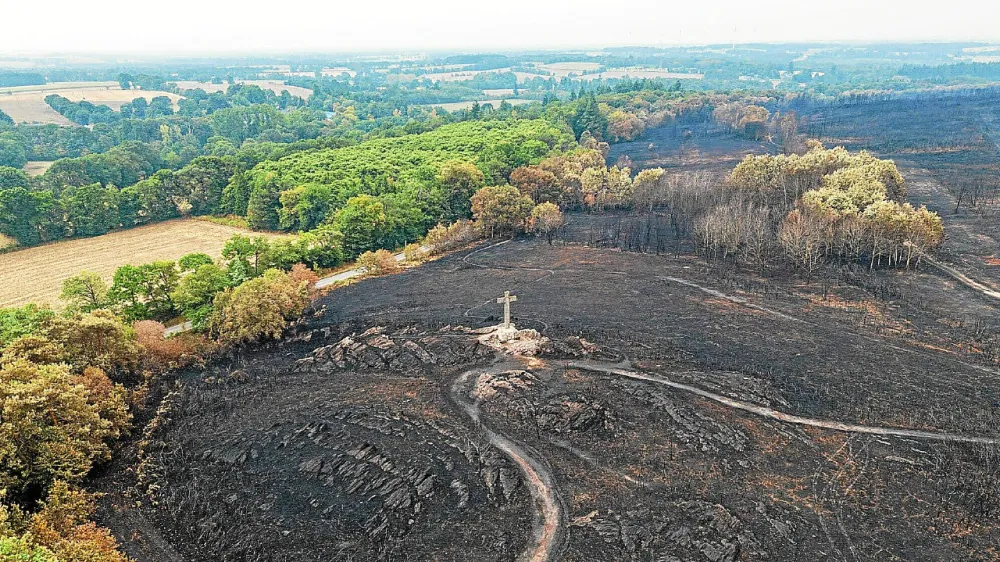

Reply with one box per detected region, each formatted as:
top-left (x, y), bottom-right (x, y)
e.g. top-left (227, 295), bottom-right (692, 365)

top-left (450, 364), bottom-right (567, 562)
top-left (569, 360), bottom-right (1000, 445)
top-left (923, 254), bottom-right (1000, 301)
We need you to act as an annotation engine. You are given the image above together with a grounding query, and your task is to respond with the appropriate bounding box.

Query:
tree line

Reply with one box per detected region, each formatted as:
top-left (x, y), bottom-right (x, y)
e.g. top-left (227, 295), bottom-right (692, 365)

top-left (590, 143), bottom-right (943, 279)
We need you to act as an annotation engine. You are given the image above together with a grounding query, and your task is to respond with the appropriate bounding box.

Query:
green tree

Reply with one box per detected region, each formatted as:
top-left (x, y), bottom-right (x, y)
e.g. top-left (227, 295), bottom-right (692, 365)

top-left (175, 156), bottom-right (237, 216)
top-left (60, 273), bottom-right (108, 312)
top-left (0, 166), bottom-right (29, 189)
top-left (333, 194), bottom-right (389, 258)
top-left (297, 223), bottom-right (344, 269)
top-left (0, 305), bottom-right (55, 347)
top-left (246, 173), bottom-right (283, 230)
top-left (177, 253), bottom-right (214, 272)
top-left (571, 93), bottom-right (607, 141)
top-left (62, 184), bottom-right (119, 238)
top-left (221, 234), bottom-right (272, 278)
top-left (0, 188), bottom-right (61, 246)
top-left (146, 96), bottom-right (174, 117)
top-left (278, 184), bottom-right (333, 231)
top-left (470, 185), bottom-right (535, 238)
top-left (220, 170), bottom-right (252, 216)
top-left (170, 263), bottom-right (231, 327)
top-left (107, 262), bottom-right (178, 321)
top-left (0, 138), bottom-right (27, 169)
top-left (437, 161), bottom-right (485, 221)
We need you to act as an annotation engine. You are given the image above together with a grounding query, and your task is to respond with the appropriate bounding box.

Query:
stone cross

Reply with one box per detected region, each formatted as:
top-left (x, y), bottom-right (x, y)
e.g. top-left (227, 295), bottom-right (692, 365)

top-left (496, 291), bottom-right (517, 328)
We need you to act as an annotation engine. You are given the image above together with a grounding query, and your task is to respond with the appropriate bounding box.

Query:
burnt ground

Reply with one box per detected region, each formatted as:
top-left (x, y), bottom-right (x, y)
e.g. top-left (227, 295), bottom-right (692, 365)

top-left (608, 117), bottom-right (775, 175)
top-left (97, 229), bottom-right (1000, 562)
top-left (797, 91), bottom-right (1000, 290)
top-left (94, 92), bottom-right (1000, 561)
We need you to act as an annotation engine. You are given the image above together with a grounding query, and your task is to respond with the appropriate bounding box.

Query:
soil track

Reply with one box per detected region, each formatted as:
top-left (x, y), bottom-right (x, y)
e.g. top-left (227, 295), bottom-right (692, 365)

top-left (451, 364), bottom-right (567, 562)
top-left (570, 360), bottom-right (1000, 445)
top-left (924, 255), bottom-right (1000, 300)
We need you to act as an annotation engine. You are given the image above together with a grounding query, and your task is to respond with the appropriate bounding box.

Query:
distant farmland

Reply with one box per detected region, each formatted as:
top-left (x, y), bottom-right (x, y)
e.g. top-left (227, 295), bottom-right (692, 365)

top-left (582, 69), bottom-right (705, 81)
top-left (22, 161), bottom-right (55, 176)
top-left (421, 99), bottom-right (535, 111)
top-left (0, 219), bottom-right (291, 308)
top-left (533, 61), bottom-right (602, 76)
top-left (0, 82), bottom-right (181, 125)
top-left (421, 68), bottom-right (513, 82)
top-left (172, 80), bottom-right (313, 99)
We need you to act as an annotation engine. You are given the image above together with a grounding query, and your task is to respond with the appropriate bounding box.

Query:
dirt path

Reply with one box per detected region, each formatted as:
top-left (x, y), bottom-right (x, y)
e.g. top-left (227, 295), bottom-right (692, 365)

top-left (450, 365), bottom-right (567, 562)
top-left (569, 360), bottom-right (1000, 445)
top-left (923, 254), bottom-right (1000, 301)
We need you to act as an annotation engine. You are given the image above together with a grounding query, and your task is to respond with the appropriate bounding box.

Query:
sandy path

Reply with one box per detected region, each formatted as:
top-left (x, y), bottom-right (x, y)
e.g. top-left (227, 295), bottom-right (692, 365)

top-left (923, 254), bottom-right (1000, 301)
top-left (450, 365), bottom-right (566, 562)
top-left (570, 361), bottom-right (1000, 445)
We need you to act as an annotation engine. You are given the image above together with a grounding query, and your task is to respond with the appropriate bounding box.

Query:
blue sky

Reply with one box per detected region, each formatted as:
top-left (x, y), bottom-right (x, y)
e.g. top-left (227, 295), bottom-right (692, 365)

top-left (3, 0), bottom-right (999, 55)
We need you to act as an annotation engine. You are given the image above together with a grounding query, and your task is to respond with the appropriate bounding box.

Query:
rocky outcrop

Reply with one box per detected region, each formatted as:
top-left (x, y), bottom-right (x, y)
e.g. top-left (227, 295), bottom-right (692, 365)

top-left (293, 325), bottom-right (494, 374)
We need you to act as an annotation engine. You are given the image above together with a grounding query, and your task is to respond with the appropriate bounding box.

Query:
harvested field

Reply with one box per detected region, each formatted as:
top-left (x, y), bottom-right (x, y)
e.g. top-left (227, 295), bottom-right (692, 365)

top-left (60, 88), bottom-right (182, 111)
top-left (482, 88), bottom-right (516, 97)
top-left (22, 160), bottom-right (54, 176)
top-left (534, 62), bottom-right (602, 77)
top-left (172, 79), bottom-right (312, 98)
top-left (0, 82), bottom-right (181, 124)
top-left (422, 98), bottom-right (535, 111)
top-left (422, 68), bottom-right (512, 82)
top-left (321, 67), bottom-right (356, 77)
top-left (581, 68), bottom-right (705, 81)
top-left (0, 81), bottom-right (118, 94)
top-left (0, 92), bottom-right (72, 124)
top-left (0, 219), bottom-right (291, 308)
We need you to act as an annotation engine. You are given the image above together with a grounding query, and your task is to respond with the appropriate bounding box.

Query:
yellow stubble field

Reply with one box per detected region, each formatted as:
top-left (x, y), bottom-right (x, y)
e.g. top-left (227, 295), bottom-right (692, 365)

top-left (0, 219), bottom-right (292, 308)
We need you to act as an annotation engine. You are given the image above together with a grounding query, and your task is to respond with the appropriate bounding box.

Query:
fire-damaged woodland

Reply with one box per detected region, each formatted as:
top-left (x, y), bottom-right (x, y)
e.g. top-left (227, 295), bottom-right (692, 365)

top-left (95, 88), bottom-right (1000, 562)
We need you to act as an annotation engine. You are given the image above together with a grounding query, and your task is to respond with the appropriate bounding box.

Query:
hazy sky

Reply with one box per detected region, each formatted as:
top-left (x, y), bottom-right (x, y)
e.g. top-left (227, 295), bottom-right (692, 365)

top-left (4, 0), bottom-right (1000, 56)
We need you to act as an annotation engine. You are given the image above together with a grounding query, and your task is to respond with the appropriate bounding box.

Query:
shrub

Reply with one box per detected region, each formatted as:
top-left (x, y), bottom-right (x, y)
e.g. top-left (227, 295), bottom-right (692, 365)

top-left (288, 263), bottom-right (319, 296)
top-left (423, 220), bottom-right (479, 255)
top-left (357, 249), bottom-right (400, 275)
top-left (134, 320), bottom-right (214, 372)
top-left (43, 311), bottom-right (139, 381)
top-left (403, 243), bottom-right (425, 263)
top-left (0, 360), bottom-right (129, 497)
top-left (529, 202), bottom-right (565, 244)
top-left (0, 482), bottom-right (130, 562)
top-left (209, 268), bottom-right (313, 346)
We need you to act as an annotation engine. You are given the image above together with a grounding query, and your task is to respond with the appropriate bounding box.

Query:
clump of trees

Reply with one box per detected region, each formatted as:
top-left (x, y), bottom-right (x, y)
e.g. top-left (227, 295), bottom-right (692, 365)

top-left (718, 145), bottom-right (940, 274)
top-left (0, 307), bottom-right (157, 561)
top-left (713, 101), bottom-right (806, 153)
top-left (208, 266), bottom-right (315, 346)
top-left (422, 220), bottom-right (478, 255)
top-left (61, 233), bottom-right (340, 328)
top-left (529, 202), bottom-right (565, 244)
top-left (46, 94), bottom-right (175, 126)
top-left (607, 144), bottom-right (942, 278)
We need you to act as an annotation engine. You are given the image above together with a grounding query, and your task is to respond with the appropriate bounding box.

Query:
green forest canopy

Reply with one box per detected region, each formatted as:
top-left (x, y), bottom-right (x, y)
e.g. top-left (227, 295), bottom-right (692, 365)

top-left (237, 118), bottom-right (576, 235)
top-left (252, 118), bottom-right (574, 188)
